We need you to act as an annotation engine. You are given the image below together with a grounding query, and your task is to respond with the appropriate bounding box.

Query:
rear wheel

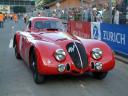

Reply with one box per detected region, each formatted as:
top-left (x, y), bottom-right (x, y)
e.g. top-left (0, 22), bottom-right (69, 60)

top-left (30, 49), bottom-right (45, 84)
top-left (92, 72), bottom-right (108, 80)
top-left (14, 43), bottom-right (21, 59)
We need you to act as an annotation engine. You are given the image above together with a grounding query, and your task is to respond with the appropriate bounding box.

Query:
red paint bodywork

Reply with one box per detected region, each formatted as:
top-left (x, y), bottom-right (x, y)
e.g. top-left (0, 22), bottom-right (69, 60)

top-left (14, 17), bottom-right (115, 75)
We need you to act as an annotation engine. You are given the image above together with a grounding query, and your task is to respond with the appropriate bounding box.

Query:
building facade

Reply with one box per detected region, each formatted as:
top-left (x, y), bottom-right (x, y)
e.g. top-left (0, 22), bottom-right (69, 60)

top-left (42, 0), bottom-right (127, 10)
top-left (42, 0), bottom-right (110, 10)
top-left (0, 0), bottom-right (35, 13)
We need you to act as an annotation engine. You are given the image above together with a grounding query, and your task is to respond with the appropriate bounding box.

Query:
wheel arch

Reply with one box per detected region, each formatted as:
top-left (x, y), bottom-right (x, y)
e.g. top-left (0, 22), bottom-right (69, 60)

top-left (29, 46), bottom-right (35, 66)
top-left (13, 34), bottom-right (16, 47)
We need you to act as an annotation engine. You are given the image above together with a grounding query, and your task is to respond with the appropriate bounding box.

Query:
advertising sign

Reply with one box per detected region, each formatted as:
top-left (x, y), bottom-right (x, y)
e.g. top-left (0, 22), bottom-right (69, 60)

top-left (100, 23), bottom-right (128, 55)
top-left (68, 20), bottom-right (91, 39)
top-left (91, 22), bottom-right (101, 40)
top-left (0, 5), bottom-right (10, 13)
top-left (91, 22), bottom-right (128, 55)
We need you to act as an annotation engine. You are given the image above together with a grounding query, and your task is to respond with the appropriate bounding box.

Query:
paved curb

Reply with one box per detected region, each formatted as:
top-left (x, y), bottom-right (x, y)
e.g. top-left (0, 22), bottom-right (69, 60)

top-left (115, 54), bottom-right (128, 64)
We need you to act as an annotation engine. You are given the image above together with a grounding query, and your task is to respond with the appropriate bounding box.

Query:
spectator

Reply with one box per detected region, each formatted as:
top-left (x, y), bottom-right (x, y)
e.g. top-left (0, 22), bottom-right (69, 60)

top-left (126, 6), bottom-right (128, 24)
top-left (112, 7), bottom-right (116, 23)
top-left (91, 7), bottom-right (97, 22)
top-left (23, 14), bottom-right (28, 24)
top-left (114, 6), bottom-right (120, 24)
top-left (102, 3), bottom-right (111, 23)
top-left (87, 6), bottom-right (92, 22)
top-left (83, 5), bottom-right (89, 22)
top-left (10, 14), bottom-right (13, 20)
top-left (37, 12), bottom-right (41, 17)
top-left (83, 4), bottom-right (92, 22)
top-left (96, 10), bottom-right (103, 23)
top-left (0, 12), bottom-right (4, 28)
top-left (116, 0), bottom-right (126, 24)
top-left (13, 14), bottom-right (18, 23)
top-left (91, 7), bottom-right (102, 22)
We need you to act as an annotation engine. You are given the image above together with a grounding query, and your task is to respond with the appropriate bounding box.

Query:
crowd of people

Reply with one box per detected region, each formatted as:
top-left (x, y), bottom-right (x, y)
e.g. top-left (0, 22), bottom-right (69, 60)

top-left (0, 11), bottom-right (45, 28)
top-left (0, 0), bottom-right (127, 28)
top-left (89, 2), bottom-right (127, 24)
top-left (48, 1), bottom-right (127, 24)
top-left (65, 2), bottom-right (127, 24)
top-left (0, 12), bottom-right (19, 28)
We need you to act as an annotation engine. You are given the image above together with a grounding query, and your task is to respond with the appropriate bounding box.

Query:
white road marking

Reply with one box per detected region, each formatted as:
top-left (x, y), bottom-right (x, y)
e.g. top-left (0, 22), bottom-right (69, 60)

top-left (9, 39), bottom-right (13, 49)
top-left (11, 26), bottom-right (14, 29)
top-left (79, 80), bottom-right (86, 89)
top-left (80, 84), bottom-right (85, 88)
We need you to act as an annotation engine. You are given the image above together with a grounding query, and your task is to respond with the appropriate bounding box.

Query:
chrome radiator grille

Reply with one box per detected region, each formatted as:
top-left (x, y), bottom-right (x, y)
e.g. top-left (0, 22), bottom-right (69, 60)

top-left (66, 42), bottom-right (88, 69)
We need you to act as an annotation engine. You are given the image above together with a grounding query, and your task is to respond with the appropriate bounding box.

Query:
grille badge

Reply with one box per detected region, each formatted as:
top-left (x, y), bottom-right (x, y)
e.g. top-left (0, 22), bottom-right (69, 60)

top-left (68, 45), bottom-right (75, 53)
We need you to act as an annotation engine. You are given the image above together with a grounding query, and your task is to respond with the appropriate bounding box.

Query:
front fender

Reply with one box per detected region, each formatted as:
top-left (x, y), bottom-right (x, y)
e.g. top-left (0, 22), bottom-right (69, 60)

top-left (32, 41), bottom-right (62, 74)
top-left (81, 39), bottom-right (115, 72)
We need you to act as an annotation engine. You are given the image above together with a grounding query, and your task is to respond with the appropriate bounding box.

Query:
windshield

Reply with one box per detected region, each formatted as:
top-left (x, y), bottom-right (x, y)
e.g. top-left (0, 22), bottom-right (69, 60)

top-left (34, 20), bottom-right (65, 31)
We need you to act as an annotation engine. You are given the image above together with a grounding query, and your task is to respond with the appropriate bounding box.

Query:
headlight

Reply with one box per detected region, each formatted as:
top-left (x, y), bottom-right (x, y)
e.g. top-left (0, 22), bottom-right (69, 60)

top-left (92, 48), bottom-right (103, 60)
top-left (95, 62), bottom-right (103, 70)
top-left (54, 49), bottom-right (66, 61)
top-left (58, 64), bottom-right (65, 72)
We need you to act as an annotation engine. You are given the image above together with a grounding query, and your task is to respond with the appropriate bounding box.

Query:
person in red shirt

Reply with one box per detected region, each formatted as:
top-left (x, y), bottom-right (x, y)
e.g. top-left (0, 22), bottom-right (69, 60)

top-left (0, 12), bottom-right (4, 28)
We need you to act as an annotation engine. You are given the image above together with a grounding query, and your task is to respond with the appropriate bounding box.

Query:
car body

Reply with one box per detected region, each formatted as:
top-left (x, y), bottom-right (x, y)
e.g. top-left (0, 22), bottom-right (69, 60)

top-left (13, 17), bottom-right (115, 84)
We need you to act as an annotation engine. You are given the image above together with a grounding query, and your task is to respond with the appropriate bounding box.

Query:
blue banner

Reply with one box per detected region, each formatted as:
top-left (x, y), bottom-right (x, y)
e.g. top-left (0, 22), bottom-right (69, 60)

top-left (100, 23), bottom-right (128, 55)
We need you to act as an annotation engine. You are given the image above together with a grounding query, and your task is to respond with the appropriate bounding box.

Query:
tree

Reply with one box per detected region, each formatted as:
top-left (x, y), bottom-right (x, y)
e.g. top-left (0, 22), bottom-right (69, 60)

top-left (37, 0), bottom-right (56, 4)
top-left (43, 0), bottom-right (56, 4)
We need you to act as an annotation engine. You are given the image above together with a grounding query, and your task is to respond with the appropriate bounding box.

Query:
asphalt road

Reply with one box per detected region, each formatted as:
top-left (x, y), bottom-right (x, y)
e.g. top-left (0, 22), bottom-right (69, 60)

top-left (0, 19), bottom-right (128, 96)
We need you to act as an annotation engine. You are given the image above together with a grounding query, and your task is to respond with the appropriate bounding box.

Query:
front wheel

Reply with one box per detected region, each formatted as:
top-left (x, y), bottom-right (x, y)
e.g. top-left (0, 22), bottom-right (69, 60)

top-left (92, 72), bottom-right (108, 80)
top-left (30, 49), bottom-right (45, 84)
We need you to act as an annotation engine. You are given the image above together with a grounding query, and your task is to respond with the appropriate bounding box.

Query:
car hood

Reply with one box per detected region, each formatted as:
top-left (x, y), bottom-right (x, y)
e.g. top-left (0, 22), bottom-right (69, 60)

top-left (32, 31), bottom-right (77, 42)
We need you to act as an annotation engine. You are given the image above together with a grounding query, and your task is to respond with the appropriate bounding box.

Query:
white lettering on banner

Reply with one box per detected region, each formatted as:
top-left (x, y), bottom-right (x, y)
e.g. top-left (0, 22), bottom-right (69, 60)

top-left (73, 31), bottom-right (90, 39)
top-left (103, 31), bottom-right (126, 45)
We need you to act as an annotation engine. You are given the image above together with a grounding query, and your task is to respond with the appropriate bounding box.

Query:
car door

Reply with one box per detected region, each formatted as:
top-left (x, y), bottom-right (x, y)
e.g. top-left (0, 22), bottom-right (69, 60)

top-left (18, 21), bottom-right (31, 61)
top-left (22, 21), bottom-right (32, 64)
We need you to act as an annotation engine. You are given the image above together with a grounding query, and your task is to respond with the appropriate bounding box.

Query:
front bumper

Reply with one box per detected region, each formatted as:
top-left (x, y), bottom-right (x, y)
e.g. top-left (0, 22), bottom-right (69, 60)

top-left (38, 58), bottom-right (115, 75)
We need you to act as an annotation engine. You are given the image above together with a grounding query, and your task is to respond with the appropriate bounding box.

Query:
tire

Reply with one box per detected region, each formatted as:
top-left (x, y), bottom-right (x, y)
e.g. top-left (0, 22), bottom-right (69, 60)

top-left (30, 49), bottom-right (45, 84)
top-left (14, 44), bottom-right (21, 59)
top-left (92, 72), bottom-right (108, 80)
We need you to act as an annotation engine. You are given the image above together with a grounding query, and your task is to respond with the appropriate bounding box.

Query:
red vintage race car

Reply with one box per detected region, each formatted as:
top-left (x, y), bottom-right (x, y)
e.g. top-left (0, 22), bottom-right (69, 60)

top-left (13, 17), bottom-right (115, 84)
